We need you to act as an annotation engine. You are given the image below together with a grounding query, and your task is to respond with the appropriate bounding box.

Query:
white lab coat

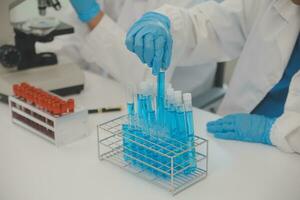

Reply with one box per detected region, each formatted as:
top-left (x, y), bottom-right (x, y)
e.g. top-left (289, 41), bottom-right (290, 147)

top-left (39, 0), bottom-right (217, 96)
top-left (156, 0), bottom-right (300, 153)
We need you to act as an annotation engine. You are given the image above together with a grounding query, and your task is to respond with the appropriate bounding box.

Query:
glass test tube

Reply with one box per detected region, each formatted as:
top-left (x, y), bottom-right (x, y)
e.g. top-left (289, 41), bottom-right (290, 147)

top-left (156, 71), bottom-right (165, 126)
top-left (183, 93), bottom-right (196, 174)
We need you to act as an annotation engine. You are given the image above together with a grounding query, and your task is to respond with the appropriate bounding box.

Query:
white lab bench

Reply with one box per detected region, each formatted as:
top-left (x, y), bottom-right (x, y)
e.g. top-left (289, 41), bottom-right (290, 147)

top-left (0, 71), bottom-right (299, 200)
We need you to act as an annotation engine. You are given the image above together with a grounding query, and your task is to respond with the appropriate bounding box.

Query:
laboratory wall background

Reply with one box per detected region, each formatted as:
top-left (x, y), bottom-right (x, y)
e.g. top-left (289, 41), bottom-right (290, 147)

top-left (0, 0), bottom-right (235, 84)
top-left (0, 0), bottom-right (14, 44)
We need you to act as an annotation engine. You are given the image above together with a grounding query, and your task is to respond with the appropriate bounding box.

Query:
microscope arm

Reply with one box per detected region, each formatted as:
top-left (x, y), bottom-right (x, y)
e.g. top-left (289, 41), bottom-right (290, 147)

top-left (9, 0), bottom-right (27, 11)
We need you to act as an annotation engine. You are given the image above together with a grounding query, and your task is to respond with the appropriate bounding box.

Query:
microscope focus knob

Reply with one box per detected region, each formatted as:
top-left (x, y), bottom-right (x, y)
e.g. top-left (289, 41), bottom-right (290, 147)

top-left (0, 45), bottom-right (21, 68)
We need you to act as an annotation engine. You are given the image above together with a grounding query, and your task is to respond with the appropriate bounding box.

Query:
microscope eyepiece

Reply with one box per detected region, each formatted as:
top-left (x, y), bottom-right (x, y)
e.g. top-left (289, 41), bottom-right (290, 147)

top-left (38, 0), bottom-right (61, 16)
top-left (38, 0), bottom-right (47, 16)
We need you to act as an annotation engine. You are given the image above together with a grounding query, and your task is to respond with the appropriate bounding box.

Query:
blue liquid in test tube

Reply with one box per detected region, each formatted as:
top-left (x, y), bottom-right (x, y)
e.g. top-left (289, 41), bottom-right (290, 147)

top-left (183, 93), bottom-right (196, 174)
top-left (146, 95), bottom-right (155, 126)
top-left (174, 91), bottom-right (183, 139)
top-left (124, 72), bottom-right (198, 177)
top-left (126, 102), bottom-right (135, 162)
top-left (124, 85), bottom-right (135, 163)
top-left (174, 91), bottom-right (186, 172)
top-left (156, 71), bottom-right (165, 126)
top-left (127, 102), bottom-right (135, 127)
top-left (122, 124), bottom-right (130, 162)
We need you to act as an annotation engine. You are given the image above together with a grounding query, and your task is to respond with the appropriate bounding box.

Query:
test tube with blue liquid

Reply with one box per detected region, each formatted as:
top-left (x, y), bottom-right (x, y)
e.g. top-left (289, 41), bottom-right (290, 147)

top-left (165, 87), bottom-right (174, 134)
top-left (174, 91), bottom-right (186, 139)
top-left (137, 83), bottom-right (146, 127)
top-left (173, 91), bottom-right (187, 171)
top-left (124, 86), bottom-right (135, 162)
top-left (144, 81), bottom-right (158, 172)
top-left (122, 68), bottom-right (197, 177)
top-left (183, 93), bottom-right (197, 174)
top-left (139, 82), bottom-right (156, 169)
top-left (145, 81), bottom-right (156, 127)
top-left (156, 71), bottom-right (165, 126)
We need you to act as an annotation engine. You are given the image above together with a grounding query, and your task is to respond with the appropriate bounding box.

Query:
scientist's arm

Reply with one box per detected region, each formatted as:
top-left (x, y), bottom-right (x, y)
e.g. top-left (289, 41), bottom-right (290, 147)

top-left (125, 0), bottom-right (272, 72)
top-left (206, 112), bottom-right (300, 154)
top-left (87, 11), bottom-right (104, 30)
top-left (80, 15), bottom-right (151, 86)
top-left (70, 0), bottom-right (151, 86)
top-left (154, 0), bottom-right (272, 66)
top-left (207, 112), bottom-right (300, 154)
top-left (269, 74), bottom-right (300, 154)
top-left (82, 0), bottom-right (127, 30)
top-left (207, 75), bottom-right (300, 154)
top-left (271, 111), bottom-right (300, 154)
top-left (70, 0), bottom-right (126, 30)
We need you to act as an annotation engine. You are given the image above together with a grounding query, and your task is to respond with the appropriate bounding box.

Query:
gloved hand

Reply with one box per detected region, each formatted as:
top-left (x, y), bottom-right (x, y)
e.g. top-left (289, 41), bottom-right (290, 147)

top-left (126, 12), bottom-right (173, 76)
top-left (207, 114), bottom-right (276, 145)
top-left (70, 0), bottom-right (101, 22)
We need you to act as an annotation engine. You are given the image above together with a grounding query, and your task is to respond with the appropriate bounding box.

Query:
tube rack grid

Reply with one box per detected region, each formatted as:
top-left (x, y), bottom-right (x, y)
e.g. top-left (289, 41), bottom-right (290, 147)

top-left (97, 115), bottom-right (208, 195)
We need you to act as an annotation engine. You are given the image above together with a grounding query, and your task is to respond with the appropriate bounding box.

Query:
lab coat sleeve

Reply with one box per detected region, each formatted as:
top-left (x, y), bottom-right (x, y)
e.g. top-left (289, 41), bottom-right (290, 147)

top-left (270, 111), bottom-right (300, 154)
top-left (80, 15), bottom-right (153, 87)
top-left (270, 76), bottom-right (300, 154)
top-left (99, 0), bottom-right (127, 21)
top-left (155, 0), bottom-right (268, 67)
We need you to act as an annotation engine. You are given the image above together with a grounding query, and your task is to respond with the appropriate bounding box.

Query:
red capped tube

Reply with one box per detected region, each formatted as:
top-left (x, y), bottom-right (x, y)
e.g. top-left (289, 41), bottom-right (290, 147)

top-left (67, 99), bottom-right (75, 113)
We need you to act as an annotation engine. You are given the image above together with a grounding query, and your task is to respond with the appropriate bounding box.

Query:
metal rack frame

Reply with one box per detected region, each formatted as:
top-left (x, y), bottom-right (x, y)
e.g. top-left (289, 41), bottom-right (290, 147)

top-left (97, 115), bottom-right (208, 195)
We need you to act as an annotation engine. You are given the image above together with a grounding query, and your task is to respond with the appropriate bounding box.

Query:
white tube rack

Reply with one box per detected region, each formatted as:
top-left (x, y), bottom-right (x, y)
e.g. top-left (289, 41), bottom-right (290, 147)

top-left (9, 96), bottom-right (89, 146)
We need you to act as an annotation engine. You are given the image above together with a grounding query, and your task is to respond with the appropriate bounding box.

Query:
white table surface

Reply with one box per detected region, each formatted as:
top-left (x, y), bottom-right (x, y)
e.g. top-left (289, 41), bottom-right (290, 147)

top-left (0, 71), bottom-right (300, 200)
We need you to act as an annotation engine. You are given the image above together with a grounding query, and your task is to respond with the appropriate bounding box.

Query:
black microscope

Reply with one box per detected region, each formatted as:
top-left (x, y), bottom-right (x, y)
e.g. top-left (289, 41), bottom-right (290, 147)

top-left (0, 0), bottom-right (85, 103)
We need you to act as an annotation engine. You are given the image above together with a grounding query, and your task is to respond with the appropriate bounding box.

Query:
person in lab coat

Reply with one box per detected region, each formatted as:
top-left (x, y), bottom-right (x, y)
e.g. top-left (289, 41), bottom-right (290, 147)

top-left (125, 0), bottom-right (300, 153)
top-left (45, 0), bottom-right (218, 98)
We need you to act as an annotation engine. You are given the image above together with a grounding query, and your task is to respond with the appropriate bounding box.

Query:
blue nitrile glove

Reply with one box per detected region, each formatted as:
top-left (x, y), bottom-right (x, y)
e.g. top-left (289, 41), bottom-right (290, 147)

top-left (125, 12), bottom-right (173, 76)
top-left (207, 114), bottom-right (276, 145)
top-left (70, 0), bottom-right (101, 22)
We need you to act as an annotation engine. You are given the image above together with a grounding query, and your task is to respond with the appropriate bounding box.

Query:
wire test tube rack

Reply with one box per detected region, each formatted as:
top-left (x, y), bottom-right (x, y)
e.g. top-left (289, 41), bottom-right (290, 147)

top-left (97, 115), bottom-right (208, 195)
top-left (9, 83), bottom-right (89, 146)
